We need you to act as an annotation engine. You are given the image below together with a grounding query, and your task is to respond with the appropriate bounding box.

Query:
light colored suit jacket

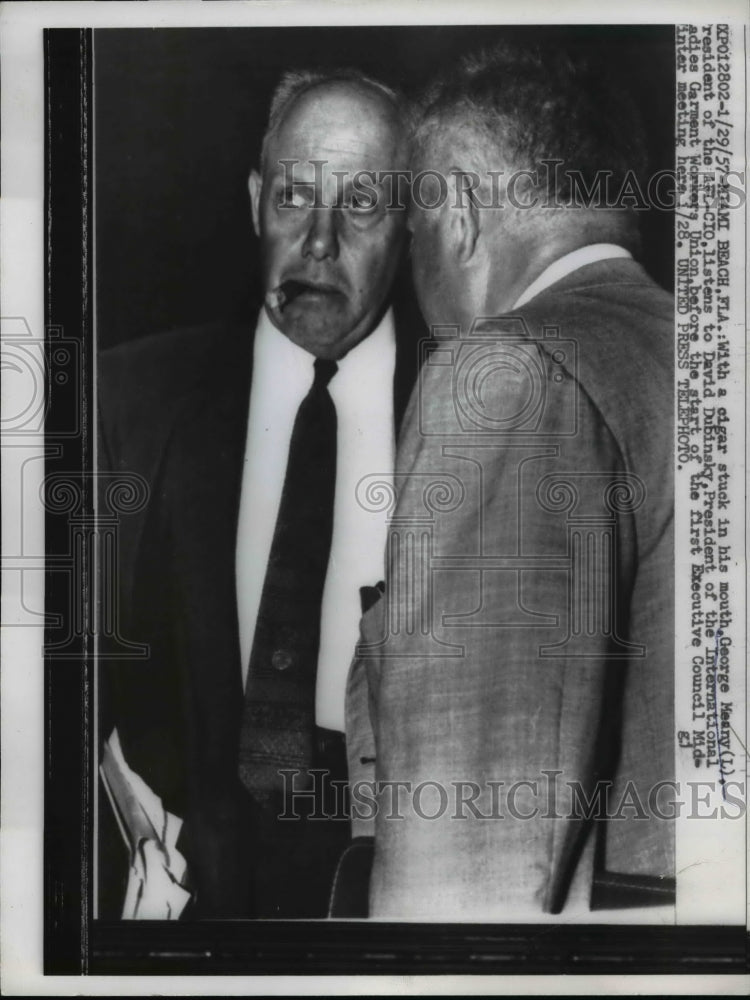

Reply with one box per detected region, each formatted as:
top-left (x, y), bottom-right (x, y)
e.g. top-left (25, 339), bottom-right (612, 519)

top-left (346, 258), bottom-right (674, 919)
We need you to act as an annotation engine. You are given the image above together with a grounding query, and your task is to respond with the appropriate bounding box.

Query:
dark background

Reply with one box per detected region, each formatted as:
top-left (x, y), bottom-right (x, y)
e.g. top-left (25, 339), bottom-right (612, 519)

top-left (95, 25), bottom-right (675, 349)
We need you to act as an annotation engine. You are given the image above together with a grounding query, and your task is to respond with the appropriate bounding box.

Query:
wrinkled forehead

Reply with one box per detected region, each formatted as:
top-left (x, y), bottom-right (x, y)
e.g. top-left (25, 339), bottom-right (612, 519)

top-left (264, 82), bottom-right (405, 180)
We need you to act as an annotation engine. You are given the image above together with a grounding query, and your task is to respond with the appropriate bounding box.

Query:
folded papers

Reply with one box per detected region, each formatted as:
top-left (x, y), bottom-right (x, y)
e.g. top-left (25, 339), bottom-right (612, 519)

top-left (100, 728), bottom-right (191, 919)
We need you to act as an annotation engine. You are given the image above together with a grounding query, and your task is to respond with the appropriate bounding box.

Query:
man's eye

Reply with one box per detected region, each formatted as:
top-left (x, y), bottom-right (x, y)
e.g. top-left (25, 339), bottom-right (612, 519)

top-left (346, 190), bottom-right (378, 213)
top-left (290, 189), bottom-right (310, 209)
top-left (280, 186), bottom-right (314, 209)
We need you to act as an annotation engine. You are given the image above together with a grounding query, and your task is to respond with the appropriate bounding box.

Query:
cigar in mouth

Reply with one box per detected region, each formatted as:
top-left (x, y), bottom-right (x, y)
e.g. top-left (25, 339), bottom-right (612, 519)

top-left (266, 279), bottom-right (339, 312)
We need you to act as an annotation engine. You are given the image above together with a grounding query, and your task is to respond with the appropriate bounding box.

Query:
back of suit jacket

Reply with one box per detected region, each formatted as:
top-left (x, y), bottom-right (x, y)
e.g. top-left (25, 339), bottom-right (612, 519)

top-left (346, 258), bottom-right (674, 919)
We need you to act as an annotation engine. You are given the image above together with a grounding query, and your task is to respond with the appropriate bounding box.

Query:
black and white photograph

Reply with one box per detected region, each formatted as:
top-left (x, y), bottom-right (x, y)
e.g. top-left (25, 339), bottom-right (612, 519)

top-left (0, 0), bottom-right (748, 993)
top-left (93, 21), bottom-right (682, 925)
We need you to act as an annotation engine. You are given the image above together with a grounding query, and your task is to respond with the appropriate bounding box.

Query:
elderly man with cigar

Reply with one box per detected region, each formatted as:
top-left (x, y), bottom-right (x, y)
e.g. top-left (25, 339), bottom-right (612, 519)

top-left (98, 68), bottom-right (416, 919)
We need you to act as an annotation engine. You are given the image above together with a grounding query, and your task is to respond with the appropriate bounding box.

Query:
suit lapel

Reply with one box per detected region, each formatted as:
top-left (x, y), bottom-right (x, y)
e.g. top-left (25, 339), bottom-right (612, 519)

top-left (163, 326), bottom-right (253, 791)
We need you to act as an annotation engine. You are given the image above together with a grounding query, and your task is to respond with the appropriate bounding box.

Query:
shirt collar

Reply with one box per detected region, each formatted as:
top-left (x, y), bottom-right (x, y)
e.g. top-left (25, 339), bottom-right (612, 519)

top-left (252, 305), bottom-right (395, 391)
top-left (512, 243), bottom-right (632, 309)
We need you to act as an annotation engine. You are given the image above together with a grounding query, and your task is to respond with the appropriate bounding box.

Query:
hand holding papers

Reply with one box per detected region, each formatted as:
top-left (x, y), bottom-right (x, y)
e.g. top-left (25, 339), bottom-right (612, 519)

top-left (100, 729), bottom-right (191, 920)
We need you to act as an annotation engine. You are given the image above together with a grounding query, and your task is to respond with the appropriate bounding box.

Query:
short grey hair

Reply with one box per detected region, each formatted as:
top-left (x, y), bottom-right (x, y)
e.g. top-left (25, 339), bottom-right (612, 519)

top-left (411, 42), bottom-right (648, 209)
top-left (260, 67), bottom-right (402, 170)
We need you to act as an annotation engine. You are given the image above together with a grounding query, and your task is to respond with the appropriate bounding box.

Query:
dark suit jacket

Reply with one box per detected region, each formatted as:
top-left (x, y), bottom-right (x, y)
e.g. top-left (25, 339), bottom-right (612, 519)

top-left (346, 258), bottom-right (674, 918)
top-left (98, 302), bottom-right (422, 917)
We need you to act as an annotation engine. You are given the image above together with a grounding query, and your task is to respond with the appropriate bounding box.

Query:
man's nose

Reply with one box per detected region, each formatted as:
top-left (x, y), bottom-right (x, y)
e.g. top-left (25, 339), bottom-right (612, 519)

top-left (302, 209), bottom-right (340, 262)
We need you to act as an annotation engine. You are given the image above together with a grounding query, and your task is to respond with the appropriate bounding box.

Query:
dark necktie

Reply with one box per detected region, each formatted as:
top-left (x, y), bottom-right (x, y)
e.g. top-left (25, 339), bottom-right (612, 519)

top-left (238, 357), bottom-right (338, 800)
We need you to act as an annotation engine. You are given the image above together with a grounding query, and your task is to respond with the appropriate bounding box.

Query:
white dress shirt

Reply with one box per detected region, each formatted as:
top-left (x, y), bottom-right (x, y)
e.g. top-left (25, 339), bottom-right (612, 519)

top-left (235, 307), bottom-right (396, 732)
top-left (512, 243), bottom-right (632, 309)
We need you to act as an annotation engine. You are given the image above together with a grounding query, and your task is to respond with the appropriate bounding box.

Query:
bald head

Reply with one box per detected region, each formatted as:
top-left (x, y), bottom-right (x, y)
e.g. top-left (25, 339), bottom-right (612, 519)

top-left (265, 79), bottom-right (405, 180)
top-left (261, 69), bottom-right (403, 171)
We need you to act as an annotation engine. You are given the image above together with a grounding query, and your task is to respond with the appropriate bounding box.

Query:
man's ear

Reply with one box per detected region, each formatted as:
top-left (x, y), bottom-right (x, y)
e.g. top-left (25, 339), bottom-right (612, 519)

top-left (248, 170), bottom-right (262, 238)
top-left (449, 170), bottom-right (480, 264)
